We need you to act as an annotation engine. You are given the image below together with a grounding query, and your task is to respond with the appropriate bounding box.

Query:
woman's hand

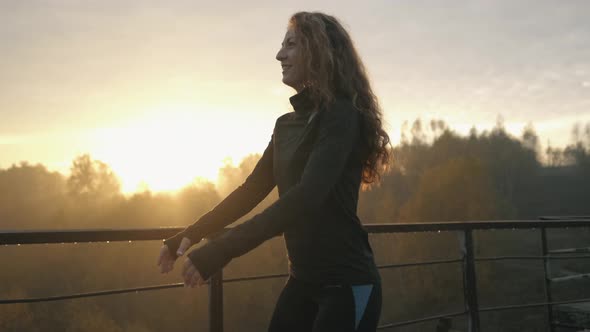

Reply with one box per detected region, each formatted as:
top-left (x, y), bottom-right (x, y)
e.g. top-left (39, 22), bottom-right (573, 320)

top-left (157, 237), bottom-right (192, 274)
top-left (182, 257), bottom-right (207, 288)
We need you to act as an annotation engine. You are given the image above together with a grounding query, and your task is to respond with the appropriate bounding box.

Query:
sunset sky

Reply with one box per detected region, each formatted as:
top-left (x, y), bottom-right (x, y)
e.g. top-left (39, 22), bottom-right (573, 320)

top-left (1, 0), bottom-right (590, 193)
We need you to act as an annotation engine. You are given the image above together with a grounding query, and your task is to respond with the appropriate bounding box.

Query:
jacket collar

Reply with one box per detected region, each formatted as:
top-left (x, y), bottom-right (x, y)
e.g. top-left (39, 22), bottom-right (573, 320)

top-left (288, 87), bottom-right (314, 114)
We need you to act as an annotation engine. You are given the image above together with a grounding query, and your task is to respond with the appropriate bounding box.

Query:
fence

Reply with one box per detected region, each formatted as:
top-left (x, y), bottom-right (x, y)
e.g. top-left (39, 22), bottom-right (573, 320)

top-left (1, 217), bottom-right (590, 331)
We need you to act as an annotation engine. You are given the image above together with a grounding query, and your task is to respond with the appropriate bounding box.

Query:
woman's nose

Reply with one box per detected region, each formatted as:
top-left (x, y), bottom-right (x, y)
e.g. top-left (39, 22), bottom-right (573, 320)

top-left (276, 48), bottom-right (286, 61)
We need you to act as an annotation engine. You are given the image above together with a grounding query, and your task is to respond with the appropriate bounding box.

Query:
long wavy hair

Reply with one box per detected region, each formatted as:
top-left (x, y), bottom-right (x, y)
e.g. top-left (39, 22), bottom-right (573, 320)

top-left (288, 11), bottom-right (392, 189)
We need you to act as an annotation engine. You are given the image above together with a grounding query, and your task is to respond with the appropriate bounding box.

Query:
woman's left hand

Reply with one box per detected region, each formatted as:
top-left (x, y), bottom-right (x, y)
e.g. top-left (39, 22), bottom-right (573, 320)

top-left (182, 257), bottom-right (207, 288)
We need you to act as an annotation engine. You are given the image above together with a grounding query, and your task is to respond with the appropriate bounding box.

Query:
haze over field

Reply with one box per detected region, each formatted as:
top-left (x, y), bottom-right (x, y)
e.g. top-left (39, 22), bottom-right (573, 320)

top-left (2, 0), bottom-right (590, 193)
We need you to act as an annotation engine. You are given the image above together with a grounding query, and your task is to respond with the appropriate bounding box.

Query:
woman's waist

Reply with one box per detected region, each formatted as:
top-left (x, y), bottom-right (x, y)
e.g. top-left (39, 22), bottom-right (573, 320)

top-left (287, 259), bottom-right (381, 286)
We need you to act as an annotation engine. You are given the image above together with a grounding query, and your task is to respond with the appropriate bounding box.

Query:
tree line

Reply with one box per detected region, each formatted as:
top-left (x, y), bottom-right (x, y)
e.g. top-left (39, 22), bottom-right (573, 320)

top-left (1, 120), bottom-right (589, 331)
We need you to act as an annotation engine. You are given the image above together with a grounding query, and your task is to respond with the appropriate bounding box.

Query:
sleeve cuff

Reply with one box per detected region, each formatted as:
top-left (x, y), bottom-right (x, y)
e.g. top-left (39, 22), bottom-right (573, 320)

top-left (163, 231), bottom-right (199, 258)
top-left (187, 240), bottom-right (232, 281)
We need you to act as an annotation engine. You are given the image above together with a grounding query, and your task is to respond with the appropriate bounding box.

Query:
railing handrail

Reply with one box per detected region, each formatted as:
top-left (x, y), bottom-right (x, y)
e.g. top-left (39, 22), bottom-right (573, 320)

top-left (2, 219), bottom-right (590, 245)
top-left (2, 218), bottom-right (590, 332)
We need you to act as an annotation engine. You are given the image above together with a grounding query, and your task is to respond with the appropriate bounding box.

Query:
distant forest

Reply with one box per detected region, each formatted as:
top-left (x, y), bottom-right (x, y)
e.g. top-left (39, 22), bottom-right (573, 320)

top-left (1, 119), bottom-right (589, 331)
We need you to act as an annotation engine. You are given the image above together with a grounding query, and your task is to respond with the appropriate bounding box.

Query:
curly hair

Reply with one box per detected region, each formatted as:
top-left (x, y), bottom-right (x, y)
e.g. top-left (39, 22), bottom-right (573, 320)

top-left (288, 11), bottom-right (392, 190)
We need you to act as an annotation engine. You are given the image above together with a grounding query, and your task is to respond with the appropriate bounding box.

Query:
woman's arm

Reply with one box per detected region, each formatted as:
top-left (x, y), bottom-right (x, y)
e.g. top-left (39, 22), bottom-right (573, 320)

top-left (187, 101), bottom-right (361, 280)
top-left (163, 134), bottom-right (276, 257)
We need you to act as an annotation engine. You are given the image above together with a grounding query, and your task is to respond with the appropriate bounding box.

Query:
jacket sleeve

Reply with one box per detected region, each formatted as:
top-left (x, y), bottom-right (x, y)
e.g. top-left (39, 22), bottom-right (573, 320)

top-left (188, 102), bottom-right (361, 280)
top-left (163, 133), bottom-right (276, 257)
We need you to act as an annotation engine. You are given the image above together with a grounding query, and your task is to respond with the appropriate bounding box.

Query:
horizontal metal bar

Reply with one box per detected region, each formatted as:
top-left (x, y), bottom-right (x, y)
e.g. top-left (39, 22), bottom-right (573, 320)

top-left (549, 247), bottom-right (590, 254)
top-left (0, 227), bottom-right (185, 245)
top-left (550, 273), bottom-right (590, 283)
top-left (377, 258), bottom-right (463, 269)
top-left (0, 273), bottom-right (294, 305)
top-left (479, 297), bottom-right (590, 312)
top-left (0, 283), bottom-right (186, 304)
top-left (476, 255), bottom-right (547, 261)
top-left (223, 273), bottom-right (289, 283)
top-left (476, 255), bottom-right (590, 261)
top-left (2, 219), bottom-right (590, 245)
top-left (376, 310), bottom-right (467, 329)
top-left (540, 216), bottom-right (590, 221)
top-left (551, 322), bottom-right (590, 329)
top-left (0, 269), bottom-right (305, 306)
top-left (6, 290), bottom-right (589, 326)
top-left (3, 281), bottom-right (589, 329)
top-left (364, 219), bottom-right (590, 233)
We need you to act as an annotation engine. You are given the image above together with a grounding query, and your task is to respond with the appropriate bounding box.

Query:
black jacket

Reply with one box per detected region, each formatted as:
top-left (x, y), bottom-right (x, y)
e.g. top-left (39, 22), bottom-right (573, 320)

top-left (164, 89), bottom-right (381, 285)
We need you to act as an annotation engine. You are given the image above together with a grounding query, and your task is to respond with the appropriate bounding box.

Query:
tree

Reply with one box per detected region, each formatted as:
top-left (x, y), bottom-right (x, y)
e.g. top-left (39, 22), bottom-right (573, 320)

top-left (0, 162), bottom-right (66, 229)
top-left (399, 157), bottom-right (499, 222)
top-left (67, 154), bottom-right (121, 200)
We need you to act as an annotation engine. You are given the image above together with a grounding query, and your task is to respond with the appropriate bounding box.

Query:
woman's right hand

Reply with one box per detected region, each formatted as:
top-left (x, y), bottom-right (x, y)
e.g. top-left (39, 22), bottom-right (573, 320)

top-left (157, 237), bottom-right (192, 274)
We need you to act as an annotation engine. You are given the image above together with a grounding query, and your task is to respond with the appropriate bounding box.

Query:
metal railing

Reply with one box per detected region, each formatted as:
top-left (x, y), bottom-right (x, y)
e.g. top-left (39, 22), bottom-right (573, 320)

top-left (1, 217), bottom-right (590, 331)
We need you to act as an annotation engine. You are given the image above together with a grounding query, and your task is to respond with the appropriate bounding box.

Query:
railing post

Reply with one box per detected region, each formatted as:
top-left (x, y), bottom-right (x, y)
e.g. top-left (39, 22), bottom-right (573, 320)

top-left (541, 227), bottom-right (555, 332)
top-left (460, 229), bottom-right (480, 332)
top-left (208, 269), bottom-right (223, 332)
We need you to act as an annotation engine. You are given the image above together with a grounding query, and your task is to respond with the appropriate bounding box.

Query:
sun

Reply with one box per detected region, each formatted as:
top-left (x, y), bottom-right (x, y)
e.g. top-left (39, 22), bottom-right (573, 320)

top-left (88, 103), bottom-right (263, 195)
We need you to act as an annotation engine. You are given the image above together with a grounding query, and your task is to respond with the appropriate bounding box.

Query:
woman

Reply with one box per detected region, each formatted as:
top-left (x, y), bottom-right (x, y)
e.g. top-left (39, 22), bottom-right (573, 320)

top-left (157, 11), bottom-right (391, 332)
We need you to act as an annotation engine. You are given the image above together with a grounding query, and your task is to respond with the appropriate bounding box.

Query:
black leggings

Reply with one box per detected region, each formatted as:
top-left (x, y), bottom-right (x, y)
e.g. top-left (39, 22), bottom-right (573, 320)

top-left (268, 276), bottom-right (382, 332)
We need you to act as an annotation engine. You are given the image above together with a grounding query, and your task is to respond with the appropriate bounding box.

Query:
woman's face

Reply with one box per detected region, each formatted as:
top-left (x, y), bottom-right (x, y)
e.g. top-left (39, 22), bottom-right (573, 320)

top-left (276, 28), bottom-right (305, 92)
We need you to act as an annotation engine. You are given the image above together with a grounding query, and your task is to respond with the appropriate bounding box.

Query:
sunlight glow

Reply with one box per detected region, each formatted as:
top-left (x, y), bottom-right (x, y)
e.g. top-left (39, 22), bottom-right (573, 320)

top-left (89, 103), bottom-right (267, 194)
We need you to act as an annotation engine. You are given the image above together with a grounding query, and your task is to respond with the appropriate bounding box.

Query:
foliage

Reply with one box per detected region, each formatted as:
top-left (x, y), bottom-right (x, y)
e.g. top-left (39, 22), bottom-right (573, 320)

top-left (0, 121), bottom-right (589, 331)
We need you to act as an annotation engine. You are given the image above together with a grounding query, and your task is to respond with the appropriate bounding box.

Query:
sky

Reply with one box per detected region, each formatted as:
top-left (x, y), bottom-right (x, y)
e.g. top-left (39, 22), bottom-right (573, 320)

top-left (1, 0), bottom-right (590, 193)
